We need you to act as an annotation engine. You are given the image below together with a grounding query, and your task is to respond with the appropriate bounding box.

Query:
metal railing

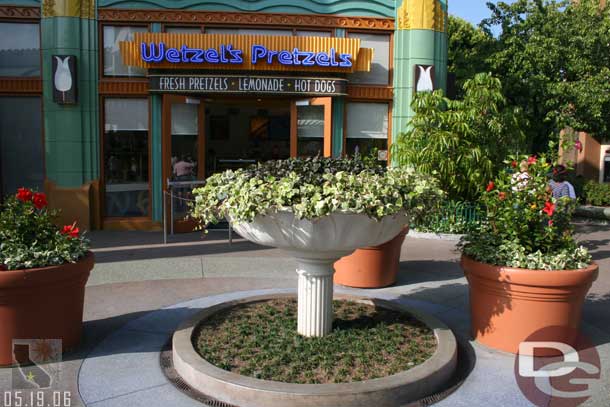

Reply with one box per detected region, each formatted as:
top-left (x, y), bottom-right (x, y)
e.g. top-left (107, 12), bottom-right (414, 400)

top-left (413, 200), bottom-right (484, 234)
top-left (163, 178), bottom-right (233, 245)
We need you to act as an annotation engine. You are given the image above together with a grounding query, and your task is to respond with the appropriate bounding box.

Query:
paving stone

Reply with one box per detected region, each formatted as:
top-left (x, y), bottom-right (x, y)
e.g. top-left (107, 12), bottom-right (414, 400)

top-left (88, 257), bottom-right (204, 286)
top-left (202, 256), bottom-right (298, 279)
top-left (88, 384), bottom-right (201, 407)
top-left (437, 343), bottom-right (534, 407)
top-left (79, 330), bottom-right (170, 404)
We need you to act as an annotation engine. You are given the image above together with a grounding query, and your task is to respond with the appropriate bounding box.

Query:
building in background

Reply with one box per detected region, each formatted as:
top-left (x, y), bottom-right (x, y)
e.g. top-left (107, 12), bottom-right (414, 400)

top-left (0, 0), bottom-right (448, 231)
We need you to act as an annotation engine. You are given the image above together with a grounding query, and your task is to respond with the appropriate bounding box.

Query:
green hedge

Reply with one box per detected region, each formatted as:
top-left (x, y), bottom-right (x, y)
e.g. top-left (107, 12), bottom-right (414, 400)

top-left (583, 181), bottom-right (610, 207)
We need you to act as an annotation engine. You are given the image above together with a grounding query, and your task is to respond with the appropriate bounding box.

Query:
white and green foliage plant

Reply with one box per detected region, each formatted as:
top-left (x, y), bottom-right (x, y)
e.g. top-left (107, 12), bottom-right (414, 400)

top-left (191, 157), bottom-right (443, 228)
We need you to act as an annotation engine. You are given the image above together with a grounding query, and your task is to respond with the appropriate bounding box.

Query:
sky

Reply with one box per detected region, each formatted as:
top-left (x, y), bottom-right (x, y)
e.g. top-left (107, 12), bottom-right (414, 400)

top-left (448, 0), bottom-right (516, 26)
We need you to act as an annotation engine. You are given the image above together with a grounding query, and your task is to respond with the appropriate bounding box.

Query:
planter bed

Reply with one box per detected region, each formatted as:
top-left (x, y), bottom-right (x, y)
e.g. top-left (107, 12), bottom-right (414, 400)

top-left (173, 294), bottom-right (457, 407)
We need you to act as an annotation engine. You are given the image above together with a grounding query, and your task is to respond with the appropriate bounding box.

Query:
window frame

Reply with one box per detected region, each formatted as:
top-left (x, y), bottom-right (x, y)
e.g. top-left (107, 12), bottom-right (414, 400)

top-left (0, 95), bottom-right (45, 200)
top-left (0, 17), bottom-right (44, 201)
top-left (100, 95), bottom-right (153, 219)
top-left (100, 23), bottom-right (150, 79)
top-left (343, 100), bottom-right (393, 164)
top-left (0, 20), bottom-right (42, 79)
top-left (345, 29), bottom-right (394, 87)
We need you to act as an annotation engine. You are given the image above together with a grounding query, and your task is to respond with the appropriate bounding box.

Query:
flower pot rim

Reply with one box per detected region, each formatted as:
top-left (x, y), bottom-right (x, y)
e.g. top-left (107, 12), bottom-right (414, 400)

top-left (461, 254), bottom-right (598, 288)
top-left (230, 208), bottom-right (408, 223)
top-left (350, 227), bottom-right (410, 251)
top-left (0, 251), bottom-right (94, 274)
top-left (460, 254), bottom-right (598, 274)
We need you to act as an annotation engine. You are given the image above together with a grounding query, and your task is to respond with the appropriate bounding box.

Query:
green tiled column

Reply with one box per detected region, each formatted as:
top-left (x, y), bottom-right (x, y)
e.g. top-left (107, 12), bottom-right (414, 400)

top-left (41, 0), bottom-right (99, 187)
top-left (332, 97), bottom-right (345, 157)
top-left (150, 23), bottom-right (163, 222)
top-left (332, 28), bottom-right (347, 157)
top-left (392, 0), bottom-right (448, 139)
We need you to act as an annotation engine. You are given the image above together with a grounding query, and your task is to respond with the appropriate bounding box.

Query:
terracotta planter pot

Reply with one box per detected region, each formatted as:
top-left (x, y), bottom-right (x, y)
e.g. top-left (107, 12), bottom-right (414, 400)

top-left (461, 255), bottom-right (598, 354)
top-left (333, 228), bottom-right (408, 288)
top-left (0, 252), bottom-right (94, 366)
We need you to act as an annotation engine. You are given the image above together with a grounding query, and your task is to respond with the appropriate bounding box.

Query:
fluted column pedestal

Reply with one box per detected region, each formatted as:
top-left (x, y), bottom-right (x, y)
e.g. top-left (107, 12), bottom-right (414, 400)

top-left (296, 258), bottom-right (336, 337)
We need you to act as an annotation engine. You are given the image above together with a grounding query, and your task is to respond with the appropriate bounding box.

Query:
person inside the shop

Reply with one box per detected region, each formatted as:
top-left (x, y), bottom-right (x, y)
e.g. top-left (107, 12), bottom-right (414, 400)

top-left (172, 156), bottom-right (197, 213)
top-left (173, 156), bottom-right (196, 181)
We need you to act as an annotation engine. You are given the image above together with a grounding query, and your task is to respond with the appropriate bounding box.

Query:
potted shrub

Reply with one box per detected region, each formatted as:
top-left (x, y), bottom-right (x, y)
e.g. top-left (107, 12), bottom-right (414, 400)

top-left (192, 157), bottom-right (441, 337)
top-left (0, 188), bottom-right (93, 366)
top-left (460, 154), bottom-right (598, 353)
top-left (333, 226), bottom-right (409, 288)
top-left (333, 152), bottom-right (409, 288)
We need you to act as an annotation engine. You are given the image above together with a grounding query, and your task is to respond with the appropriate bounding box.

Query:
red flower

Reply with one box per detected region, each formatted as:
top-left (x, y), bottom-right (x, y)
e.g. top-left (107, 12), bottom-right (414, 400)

top-left (548, 220), bottom-right (554, 227)
top-left (16, 187), bottom-right (32, 202)
top-left (498, 192), bottom-right (506, 200)
top-left (575, 140), bottom-right (583, 153)
top-left (527, 156), bottom-right (537, 165)
top-left (511, 161), bottom-right (517, 168)
top-left (32, 192), bottom-right (47, 209)
top-left (486, 181), bottom-right (495, 192)
top-left (543, 201), bottom-right (555, 217)
top-left (61, 223), bottom-right (80, 238)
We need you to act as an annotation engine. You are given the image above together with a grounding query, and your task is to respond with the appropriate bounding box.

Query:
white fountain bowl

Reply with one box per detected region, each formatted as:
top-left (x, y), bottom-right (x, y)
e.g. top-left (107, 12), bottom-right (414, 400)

top-left (230, 210), bottom-right (408, 259)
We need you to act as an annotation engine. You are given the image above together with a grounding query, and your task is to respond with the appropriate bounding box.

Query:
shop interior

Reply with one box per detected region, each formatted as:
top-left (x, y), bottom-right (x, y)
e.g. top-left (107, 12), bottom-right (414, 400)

top-left (204, 98), bottom-right (292, 176)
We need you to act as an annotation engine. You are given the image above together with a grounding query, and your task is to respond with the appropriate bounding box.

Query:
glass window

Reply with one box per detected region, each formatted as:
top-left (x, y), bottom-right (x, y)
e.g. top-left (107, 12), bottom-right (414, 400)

top-left (0, 97), bottom-right (43, 198)
top-left (297, 103), bottom-right (324, 157)
top-left (165, 26), bottom-right (202, 34)
top-left (347, 33), bottom-right (390, 85)
top-left (0, 23), bottom-right (40, 77)
top-left (103, 98), bottom-right (150, 217)
top-left (205, 27), bottom-right (292, 36)
top-left (345, 102), bottom-right (389, 160)
top-left (171, 103), bottom-right (199, 181)
top-left (296, 31), bottom-right (332, 37)
top-left (103, 26), bottom-right (147, 77)
top-left (170, 103), bottom-right (199, 220)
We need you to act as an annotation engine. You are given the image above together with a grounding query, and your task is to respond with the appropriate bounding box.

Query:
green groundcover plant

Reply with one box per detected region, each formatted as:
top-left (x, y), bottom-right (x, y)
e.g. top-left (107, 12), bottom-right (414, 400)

top-left (0, 188), bottom-right (90, 270)
top-left (583, 181), bottom-right (610, 207)
top-left (460, 151), bottom-right (591, 270)
top-left (191, 157), bottom-right (443, 228)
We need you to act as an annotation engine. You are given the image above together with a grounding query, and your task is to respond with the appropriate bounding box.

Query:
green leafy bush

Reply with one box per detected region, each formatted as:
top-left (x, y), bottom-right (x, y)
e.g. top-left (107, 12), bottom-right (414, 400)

top-left (460, 152), bottom-right (591, 270)
top-left (0, 188), bottom-right (90, 270)
top-left (583, 181), bottom-right (610, 206)
top-left (191, 157), bottom-right (443, 228)
top-left (392, 73), bottom-right (526, 202)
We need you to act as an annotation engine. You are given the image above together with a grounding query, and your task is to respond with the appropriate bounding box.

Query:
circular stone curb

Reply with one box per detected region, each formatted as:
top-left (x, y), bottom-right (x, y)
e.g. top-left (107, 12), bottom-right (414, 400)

top-left (173, 293), bottom-right (458, 407)
top-left (408, 230), bottom-right (464, 241)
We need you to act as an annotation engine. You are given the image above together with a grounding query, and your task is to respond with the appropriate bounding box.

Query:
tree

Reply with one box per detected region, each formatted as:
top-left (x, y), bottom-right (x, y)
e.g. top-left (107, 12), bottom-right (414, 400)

top-left (392, 73), bottom-right (526, 202)
top-left (448, 15), bottom-right (496, 98)
top-left (482, 0), bottom-right (610, 150)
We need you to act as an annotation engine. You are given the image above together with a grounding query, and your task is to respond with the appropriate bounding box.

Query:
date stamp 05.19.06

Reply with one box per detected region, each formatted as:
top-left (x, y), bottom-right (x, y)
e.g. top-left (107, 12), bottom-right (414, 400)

top-left (3, 339), bottom-right (72, 407)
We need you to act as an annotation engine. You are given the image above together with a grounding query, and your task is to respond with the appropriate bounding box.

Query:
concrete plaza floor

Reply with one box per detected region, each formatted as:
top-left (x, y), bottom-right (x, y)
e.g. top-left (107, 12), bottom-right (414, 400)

top-left (1, 223), bottom-right (609, 407)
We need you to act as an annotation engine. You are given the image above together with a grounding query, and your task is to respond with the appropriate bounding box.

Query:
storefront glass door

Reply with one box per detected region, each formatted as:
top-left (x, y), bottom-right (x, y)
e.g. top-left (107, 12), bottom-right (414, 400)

top-left (291, 98), bottom-right (332, 158)
top-left (162, 95), bottom-right (205, 231)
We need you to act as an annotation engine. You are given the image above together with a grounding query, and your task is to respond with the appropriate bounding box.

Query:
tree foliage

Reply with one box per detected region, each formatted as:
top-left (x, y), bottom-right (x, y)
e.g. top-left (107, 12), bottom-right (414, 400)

top-left (449, 0), bottom-right (610, 149)
top-left (448, 15), bottom-right (495, 98)
top-left (392, 73), bottom-right (526, 202)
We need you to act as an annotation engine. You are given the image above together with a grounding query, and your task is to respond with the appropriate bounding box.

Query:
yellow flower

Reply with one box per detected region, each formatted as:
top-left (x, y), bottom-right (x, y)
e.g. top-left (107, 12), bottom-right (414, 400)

top-left (530, 203), bottom-right (537, 210)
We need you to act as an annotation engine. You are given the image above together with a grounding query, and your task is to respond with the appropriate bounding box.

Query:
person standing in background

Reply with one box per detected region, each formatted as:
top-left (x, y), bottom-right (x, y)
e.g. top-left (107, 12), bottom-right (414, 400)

top-left (549, 165), bottom-right (576, 199)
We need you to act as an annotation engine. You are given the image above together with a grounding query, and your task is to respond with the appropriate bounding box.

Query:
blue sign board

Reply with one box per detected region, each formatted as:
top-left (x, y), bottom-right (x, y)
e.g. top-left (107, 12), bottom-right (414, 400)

top-left (141, 42), bottom-right (353, 68)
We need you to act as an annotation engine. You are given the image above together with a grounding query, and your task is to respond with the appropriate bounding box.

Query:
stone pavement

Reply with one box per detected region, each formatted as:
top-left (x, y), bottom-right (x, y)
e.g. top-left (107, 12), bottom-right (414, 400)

top-left (0, 224), bottom-right (608, 407)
